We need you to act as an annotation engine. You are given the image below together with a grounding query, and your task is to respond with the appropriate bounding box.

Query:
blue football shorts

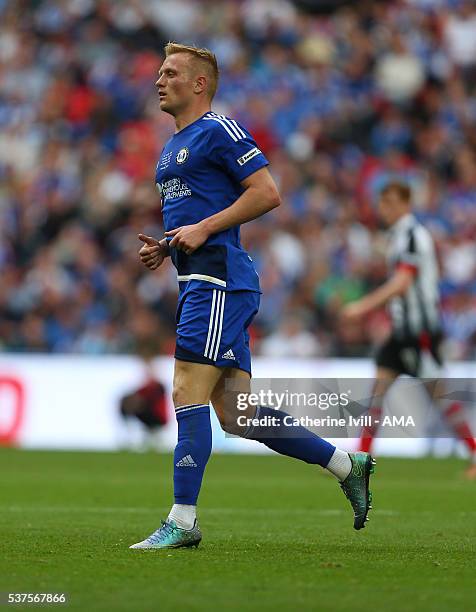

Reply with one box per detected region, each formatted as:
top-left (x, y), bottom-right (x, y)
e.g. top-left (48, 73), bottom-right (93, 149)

top-left (174, 287), bottom-right (260, 375)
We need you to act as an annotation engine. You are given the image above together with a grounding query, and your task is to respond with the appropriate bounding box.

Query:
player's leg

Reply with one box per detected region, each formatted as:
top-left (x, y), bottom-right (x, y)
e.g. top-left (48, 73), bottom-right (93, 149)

top-left (130, 287), bottom-right (228, 549)
top-left (212, 367), bottom-right (340, 472)
top-left (130, 359), bottom-right (222, 549)
top-left (429, 381), bottom-right (476, 477)
top-left (419, 335), bottom-right (476, 478)
top-left (210, 365), bottom-right (251, 432)
top-left (168, 359), bottom-right (223, 526)
top-left (211, 367), bottom-right (376, 530)
top-left (359, 367), bottom-right (399, 453)
top-left (359, 335), bottom-right (405, 453)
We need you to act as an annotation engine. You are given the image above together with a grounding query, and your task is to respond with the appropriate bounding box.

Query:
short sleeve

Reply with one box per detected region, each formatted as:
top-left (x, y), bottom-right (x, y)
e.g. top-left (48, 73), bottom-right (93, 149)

top-left (397, 230), bottom-right (420, 275)
top-left (206, 115), bottom-right (269, 183)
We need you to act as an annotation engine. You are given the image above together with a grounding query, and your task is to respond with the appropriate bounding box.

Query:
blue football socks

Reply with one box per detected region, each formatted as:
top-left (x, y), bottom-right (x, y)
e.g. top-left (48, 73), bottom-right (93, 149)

top-left (173, 404), bottom-right (212, 505)
top-left (245, 405), bottom-right (336, 468)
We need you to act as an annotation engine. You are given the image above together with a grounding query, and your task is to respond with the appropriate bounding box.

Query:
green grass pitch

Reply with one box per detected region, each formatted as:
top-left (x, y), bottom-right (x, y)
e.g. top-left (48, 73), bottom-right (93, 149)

top-left (1, 449), bottom-right (475, 612)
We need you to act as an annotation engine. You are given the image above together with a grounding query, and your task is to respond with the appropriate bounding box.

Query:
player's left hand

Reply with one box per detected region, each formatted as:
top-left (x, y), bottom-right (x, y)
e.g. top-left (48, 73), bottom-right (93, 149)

top-left (340, 302), bottom-right (367, 322)
top-left (165, 223), bottom-right (210, 255)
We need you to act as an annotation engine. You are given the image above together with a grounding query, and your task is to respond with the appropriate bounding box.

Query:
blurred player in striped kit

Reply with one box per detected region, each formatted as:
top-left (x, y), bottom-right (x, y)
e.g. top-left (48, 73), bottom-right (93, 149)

top-left (342, 182), bottom-right (476, 478)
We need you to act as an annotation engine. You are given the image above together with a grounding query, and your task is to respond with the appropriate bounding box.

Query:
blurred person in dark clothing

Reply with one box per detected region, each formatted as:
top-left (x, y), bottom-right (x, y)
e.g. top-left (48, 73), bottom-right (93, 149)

top-left (118, 352), bottom-right (169, 451)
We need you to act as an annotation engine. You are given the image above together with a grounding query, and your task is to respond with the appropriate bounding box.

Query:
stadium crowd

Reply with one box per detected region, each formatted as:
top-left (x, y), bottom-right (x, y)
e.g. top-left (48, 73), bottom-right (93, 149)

top-left (1, 0), bottom-right (476, 359)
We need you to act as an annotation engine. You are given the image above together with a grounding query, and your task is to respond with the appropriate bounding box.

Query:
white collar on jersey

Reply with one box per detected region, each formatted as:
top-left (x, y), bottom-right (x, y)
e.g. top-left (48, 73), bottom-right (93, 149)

top-left (390, 212), bottom-right (416, 234)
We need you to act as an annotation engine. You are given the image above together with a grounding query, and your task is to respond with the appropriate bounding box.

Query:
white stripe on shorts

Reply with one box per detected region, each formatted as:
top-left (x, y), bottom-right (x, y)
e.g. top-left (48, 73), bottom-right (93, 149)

top-left (204, 290), bottom-right (226, 361)
top-left (204, 289), bottom-right (217, 359)
top-left (213, 291), bottom-right (226, 362)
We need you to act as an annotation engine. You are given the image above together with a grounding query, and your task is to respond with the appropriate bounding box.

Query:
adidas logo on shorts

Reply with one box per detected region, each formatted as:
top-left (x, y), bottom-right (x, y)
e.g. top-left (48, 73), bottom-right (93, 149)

top-left (221, 348), bottom-right (235, 360)
top-left (176, 454), bottom-right (197, 468)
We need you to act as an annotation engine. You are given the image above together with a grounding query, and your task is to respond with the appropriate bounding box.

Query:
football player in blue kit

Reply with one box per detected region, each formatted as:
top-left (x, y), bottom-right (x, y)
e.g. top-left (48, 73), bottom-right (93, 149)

top-left (130, 43), bottom-right (375, 550)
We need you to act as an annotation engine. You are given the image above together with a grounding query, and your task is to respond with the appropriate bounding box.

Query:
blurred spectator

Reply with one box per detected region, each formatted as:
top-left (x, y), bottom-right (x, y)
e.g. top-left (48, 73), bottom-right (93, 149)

top-left (375, 33), bottom-right (425, 103)
top-left (118, 354), bottom-right (169, 451)
top-left (444, 1), bottom-right (476, 71)
top-left (0, 0), bottom-right (476, 359)
top-left (260, 314), bottom-right (321, 358)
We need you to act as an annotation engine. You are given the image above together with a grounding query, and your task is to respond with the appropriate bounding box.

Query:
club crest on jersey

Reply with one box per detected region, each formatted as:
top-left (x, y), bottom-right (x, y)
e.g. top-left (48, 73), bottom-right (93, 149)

top-left (176, 147), bottom-right (189, 164)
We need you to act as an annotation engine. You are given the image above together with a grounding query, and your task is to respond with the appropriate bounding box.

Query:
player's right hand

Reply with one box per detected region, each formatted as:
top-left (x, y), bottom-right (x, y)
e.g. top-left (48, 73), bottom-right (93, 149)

top-left (138, 234), bottom-right (167, 270)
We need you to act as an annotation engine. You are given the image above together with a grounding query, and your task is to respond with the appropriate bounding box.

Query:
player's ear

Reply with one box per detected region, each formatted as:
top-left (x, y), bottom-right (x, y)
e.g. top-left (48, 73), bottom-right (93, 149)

top-left (194, 75), bottom-right (207, 94)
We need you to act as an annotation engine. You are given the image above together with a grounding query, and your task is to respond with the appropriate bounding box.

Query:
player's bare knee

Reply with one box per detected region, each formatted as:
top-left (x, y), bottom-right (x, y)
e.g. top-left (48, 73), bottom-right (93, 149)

top-left (172, 383), bottom-right (188, 409)
top-left (172, 380), bottom-right (206, 409)
top-left (172, 361), bottom-right (221, 408)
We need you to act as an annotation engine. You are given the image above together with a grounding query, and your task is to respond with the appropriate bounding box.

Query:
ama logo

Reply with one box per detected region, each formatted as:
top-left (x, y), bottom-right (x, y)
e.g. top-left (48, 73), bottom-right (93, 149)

top-left (176, 147), bottom-right (189, 164)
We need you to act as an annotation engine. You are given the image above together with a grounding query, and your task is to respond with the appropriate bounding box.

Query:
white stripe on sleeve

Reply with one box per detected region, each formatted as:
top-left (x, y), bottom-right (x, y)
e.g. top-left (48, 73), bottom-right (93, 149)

top-left (203, 116), bottom-right (238, 141)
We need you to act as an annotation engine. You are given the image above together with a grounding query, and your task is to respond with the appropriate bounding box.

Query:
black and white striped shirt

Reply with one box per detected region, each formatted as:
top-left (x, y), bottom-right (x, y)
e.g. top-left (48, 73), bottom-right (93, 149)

top-left (387, 213), bottom-right (441, 337)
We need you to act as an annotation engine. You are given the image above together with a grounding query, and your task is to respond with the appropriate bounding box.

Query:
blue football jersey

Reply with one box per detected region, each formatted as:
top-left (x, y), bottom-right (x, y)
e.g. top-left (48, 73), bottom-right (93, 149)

top-left (155, 111), bottom-right (269, 293)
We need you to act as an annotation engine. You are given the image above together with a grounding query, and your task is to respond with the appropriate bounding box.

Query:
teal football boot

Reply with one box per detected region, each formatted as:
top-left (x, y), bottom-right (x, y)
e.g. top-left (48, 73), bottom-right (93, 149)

top-left (129, 519), bottom-right (202, 549)
top-left (340, 452), bottom-right (376, 530)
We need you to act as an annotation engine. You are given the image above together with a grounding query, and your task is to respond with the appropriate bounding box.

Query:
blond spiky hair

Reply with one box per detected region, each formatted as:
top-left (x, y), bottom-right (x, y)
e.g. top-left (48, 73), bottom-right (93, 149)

top-left (164, 42), bottom-right (219, 99)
